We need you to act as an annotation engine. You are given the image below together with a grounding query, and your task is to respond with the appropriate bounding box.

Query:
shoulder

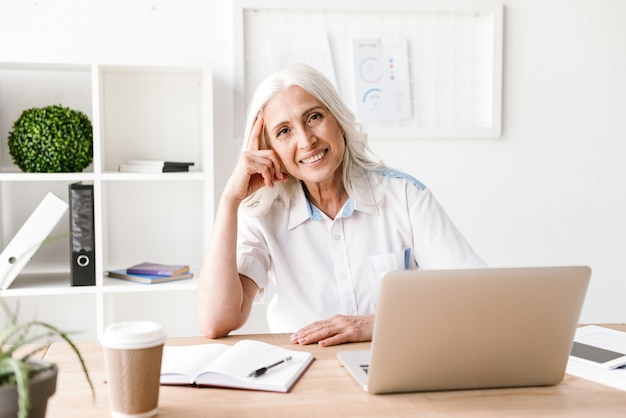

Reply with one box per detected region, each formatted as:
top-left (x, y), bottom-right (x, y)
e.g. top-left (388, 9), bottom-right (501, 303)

top-left (354, 169), bottom-right (428, 210)
top-left (369, 169), bottom-right (427, 191)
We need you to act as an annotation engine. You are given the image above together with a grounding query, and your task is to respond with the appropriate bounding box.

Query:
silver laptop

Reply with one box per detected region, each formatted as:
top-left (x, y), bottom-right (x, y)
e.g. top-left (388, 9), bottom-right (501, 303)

top-left (337, 266), bottom-right (591, 394)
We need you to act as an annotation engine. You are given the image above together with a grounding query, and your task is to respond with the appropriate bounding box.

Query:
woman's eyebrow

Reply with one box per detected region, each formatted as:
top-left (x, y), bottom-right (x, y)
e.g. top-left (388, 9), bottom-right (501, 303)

top-left (268, 119), bottom-right (289, 136)
top-left (301, 105), bottom-right (324, 117)
top-left (268, 106), bottom-right (325, 135)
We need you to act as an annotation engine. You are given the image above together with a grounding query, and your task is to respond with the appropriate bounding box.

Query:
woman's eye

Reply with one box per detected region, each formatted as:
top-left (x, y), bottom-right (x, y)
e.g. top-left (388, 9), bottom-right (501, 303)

top-left (277, 127), bottom-right (289, 137)
top-left (308, 113), bottom-right (323, 125)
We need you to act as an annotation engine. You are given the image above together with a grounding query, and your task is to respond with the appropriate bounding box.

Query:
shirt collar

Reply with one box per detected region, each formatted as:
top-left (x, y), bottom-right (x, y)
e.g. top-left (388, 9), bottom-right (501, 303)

top-left (287, 181), bottom-right (378, 230)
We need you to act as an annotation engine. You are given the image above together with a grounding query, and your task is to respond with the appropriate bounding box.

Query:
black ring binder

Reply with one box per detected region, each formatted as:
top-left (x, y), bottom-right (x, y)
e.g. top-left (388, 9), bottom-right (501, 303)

top-left (69, 182), bottom-right (96, 286)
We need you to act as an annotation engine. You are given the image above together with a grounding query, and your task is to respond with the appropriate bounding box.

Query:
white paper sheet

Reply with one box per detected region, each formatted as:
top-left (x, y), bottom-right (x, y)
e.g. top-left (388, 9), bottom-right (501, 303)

top-left (352, 37), bottom-right (411, 122)
top-left (565, 325), bottom-right (626, 391)
top-left (270, 30), bottom-right (337, 88)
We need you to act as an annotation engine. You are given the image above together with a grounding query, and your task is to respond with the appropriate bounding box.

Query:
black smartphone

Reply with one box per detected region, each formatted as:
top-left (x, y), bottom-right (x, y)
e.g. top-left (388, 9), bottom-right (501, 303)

top-left (570, 341), bottom-right (626, 369)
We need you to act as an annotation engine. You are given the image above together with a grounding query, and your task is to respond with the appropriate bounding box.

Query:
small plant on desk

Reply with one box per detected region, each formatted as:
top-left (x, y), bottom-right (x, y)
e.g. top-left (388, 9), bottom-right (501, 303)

top-left (0, 298), bottom-right (95, 418)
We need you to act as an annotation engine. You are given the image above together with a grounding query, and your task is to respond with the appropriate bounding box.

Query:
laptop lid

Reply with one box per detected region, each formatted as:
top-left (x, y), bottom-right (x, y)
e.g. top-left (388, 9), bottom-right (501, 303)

top-left (337, 266), bottom-right (591, 394)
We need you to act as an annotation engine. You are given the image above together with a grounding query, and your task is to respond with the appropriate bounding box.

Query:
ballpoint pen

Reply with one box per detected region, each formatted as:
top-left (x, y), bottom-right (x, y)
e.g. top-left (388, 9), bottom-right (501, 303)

top-left (247, 356), bottom-right (293, 378)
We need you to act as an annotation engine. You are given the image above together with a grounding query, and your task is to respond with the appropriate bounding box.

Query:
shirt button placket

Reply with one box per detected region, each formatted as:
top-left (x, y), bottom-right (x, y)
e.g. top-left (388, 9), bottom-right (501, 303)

top-left (330, 220), bottom-right (358, 315)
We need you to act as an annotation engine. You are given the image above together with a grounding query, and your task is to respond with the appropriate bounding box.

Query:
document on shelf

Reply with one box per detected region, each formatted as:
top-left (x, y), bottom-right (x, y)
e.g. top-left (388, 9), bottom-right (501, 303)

top-left (566, 325), bottom-right (626, 391)
top-left (160, 339), bottom-right (314, 393)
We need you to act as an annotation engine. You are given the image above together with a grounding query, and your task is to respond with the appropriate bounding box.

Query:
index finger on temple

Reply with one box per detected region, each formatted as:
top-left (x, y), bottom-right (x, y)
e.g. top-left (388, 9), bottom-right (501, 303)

top-left (247, 112), bottom-right (264, 151)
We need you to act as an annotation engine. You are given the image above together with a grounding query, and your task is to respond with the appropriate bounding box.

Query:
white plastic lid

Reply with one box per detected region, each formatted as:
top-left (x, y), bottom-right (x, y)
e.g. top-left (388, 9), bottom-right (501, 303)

top-left (101, 321), bottom-right (166, 350)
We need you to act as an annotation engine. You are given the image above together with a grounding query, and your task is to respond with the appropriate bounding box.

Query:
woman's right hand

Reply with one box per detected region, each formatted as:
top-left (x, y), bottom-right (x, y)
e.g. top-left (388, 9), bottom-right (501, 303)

top-left (223, 113), bottom-right (287, 203)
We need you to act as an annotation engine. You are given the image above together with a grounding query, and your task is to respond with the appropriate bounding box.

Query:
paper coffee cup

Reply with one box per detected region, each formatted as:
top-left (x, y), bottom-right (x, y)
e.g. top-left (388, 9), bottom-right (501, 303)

top-left (101, 321), bottom-right (166, 418)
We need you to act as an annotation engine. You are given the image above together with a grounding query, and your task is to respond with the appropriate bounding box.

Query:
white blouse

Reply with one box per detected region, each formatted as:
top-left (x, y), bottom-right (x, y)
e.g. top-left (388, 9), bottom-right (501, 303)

top-left (237, 170), bottom-right (486, 333)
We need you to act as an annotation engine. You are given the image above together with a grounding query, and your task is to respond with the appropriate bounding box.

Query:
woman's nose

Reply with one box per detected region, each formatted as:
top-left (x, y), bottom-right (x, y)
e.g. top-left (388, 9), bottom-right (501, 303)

top-left (297, 126), bottom-right (317, 148)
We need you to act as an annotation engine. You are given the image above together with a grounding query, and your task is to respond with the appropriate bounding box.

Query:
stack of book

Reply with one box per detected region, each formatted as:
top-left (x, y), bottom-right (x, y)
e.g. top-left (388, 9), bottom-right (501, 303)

top-left (119, 160), bottom-right (195, 173)
top-left (107, 262), bottom-right (193, 284)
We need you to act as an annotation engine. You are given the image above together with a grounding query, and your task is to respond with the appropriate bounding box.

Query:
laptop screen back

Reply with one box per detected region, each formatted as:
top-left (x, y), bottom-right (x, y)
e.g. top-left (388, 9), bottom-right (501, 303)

top-left (365, 266), bottom-right (591, 394)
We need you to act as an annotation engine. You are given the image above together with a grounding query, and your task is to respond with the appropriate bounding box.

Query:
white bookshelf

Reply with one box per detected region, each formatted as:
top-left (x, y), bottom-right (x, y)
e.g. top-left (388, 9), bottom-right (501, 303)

top-left (0, 61), bottom-right (213, 340)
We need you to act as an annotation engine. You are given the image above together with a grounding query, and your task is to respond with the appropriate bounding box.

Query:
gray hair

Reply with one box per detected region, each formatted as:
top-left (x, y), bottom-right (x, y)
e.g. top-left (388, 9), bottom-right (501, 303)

top-left (241, 64), bottom-right (386, 215)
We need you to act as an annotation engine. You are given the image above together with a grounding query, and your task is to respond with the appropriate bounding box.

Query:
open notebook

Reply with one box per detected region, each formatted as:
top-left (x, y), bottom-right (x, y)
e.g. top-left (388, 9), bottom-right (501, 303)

top-left (337, 266), bottom-right (591, 394)
top-left (161, 339), bottom-right (314, 393)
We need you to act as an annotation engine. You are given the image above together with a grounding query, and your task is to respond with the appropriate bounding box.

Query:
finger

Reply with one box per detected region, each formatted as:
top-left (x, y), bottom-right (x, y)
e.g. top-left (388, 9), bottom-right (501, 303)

top-left (318, 333), bottom-right (350, 347)
top-left (291, 319), bottom-right (327, 339)
top-left (258, 154), bottom-right (282, 188)
top-left (266, 152), bottom-right (285, 180)
top-left (293, 330), bottom-right (330, 345)
top-left (248, 150), bottom-right (284, 183)
top-left (292, 315), bottom-right (374, 346)
top-left (255, 159), bottom-right (276, 189)
top-left (291, 321), bottom-right (334, 345)
top-left (247, 113), bottom-right (264, 152)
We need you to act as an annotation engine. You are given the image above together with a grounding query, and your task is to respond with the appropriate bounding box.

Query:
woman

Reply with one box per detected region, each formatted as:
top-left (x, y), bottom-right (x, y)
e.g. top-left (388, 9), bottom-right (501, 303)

top-left (197, 64), bottom-right (485, 347)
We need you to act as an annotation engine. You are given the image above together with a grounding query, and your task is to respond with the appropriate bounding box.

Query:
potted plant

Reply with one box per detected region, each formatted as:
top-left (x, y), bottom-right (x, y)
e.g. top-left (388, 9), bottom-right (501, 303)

top-left (0, 298), bottom-right (94, 418)
top-left (7, 104), bottom-right (93, 173)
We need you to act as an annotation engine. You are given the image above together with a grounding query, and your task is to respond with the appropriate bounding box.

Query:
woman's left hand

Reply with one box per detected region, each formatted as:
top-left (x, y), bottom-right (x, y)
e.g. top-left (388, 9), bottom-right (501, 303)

top-left (290, 314), bottom-right (375, 347)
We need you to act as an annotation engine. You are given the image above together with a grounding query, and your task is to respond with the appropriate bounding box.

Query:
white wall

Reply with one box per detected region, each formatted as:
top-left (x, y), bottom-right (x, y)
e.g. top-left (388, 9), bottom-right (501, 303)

top-left (374, 0), bottom-right (626, 324)
top-left (1, 0), bottom-right (625, 327)
top-left (0, 0), bottom-right (211, 65)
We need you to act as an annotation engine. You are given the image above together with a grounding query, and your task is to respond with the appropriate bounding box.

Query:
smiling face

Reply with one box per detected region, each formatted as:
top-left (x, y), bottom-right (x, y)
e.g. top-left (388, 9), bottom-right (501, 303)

top-left (262, 85), bottom-right (345, 193)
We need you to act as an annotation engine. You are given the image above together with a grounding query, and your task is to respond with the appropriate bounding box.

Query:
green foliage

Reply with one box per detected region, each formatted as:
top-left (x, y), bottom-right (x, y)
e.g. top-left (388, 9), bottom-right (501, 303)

top-left (8, 104), bottom-right (93, 173)
top-left (0, 298), bottom-right (94, 418)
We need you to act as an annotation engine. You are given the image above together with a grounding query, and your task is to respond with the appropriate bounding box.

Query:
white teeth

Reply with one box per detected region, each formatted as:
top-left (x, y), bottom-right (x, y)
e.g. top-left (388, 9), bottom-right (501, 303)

top-left (301, 150), bottom-right (326, 164)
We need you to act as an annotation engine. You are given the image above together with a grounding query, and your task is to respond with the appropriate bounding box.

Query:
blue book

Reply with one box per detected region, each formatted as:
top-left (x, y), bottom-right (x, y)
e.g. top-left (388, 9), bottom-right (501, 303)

top-left (107, 269), bottom-right (193, 284)
top-left (126, 262), bottom-right (190, 277)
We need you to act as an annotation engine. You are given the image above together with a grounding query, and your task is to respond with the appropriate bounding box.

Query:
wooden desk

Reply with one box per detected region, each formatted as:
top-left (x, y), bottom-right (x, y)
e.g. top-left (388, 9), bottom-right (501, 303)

top-left (45, 327), bottom-right (626, 417)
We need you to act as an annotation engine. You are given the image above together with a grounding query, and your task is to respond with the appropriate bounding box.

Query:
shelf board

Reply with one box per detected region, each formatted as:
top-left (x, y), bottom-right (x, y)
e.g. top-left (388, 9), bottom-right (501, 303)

top-left (1, 272), bottom-right (97, 297)
top-left (100, 171), bottom-right (205, 181)
top-left (0, 172), bottom-right (95, 182)
top-left (0, 61), bottom-right (91, 72)
top-left (0, 172), bottom-right (205, 182)
top-left (103, 276), bottom-right (197, 293)
top-left (1, 273), bottom-right (198, 296)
